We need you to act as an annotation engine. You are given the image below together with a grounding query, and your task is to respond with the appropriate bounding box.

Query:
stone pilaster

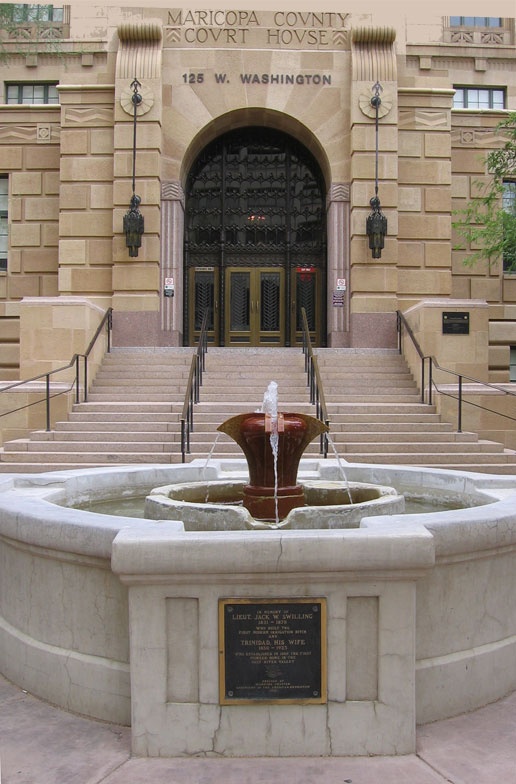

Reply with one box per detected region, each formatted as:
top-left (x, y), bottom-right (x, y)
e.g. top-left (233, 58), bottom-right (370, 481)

top-left (160, 182), bottom-right (184, 345)
top-left (349, 26), bottom-right (398, 347)
top-left (326, 184), bottom-right (350, 346)
top-left (57, 85), bottom-right (115, 305)
top-left (112, 22), bottom-right (163, 345)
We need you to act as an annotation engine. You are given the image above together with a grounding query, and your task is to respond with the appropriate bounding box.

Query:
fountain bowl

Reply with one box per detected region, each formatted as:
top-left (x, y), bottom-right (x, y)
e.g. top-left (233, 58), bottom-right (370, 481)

top-left (144, 478), bottom-right (405, 530)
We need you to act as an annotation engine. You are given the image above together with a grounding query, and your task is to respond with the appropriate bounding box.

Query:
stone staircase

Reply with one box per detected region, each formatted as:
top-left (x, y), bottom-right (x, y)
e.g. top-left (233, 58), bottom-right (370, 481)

top-left (316, 349), bottom-right (516, 474)
top-left (0, 348), bottom-right (193, 472)
top-left (1, 346), bottom-right (516, 474)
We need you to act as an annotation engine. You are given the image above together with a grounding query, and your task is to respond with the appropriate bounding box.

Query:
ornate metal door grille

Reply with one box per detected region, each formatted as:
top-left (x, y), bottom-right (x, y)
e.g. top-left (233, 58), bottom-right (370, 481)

top-left (260, 272), bottom-right (281, 332)
top-left (184, 127), bottom-right (326, 345)
top-left (194, 271), bottom-right (215, 331)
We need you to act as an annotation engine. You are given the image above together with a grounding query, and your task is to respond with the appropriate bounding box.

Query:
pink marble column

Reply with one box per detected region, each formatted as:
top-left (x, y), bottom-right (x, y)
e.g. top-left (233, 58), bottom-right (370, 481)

top-left (326, 184), bottom-right (350, 347)
top-left (160, 181), bottom-right (184, 345)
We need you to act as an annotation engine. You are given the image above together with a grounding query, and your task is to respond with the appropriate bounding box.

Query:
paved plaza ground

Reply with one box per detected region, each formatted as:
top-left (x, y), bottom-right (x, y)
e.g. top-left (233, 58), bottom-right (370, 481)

top-left (1, 673), bottom-right (515, 783)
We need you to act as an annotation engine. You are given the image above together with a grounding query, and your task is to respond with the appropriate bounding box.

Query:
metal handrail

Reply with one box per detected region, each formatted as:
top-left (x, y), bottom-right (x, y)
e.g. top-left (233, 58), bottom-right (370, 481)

top-left (397, 309), bottom-right (516, 433)
top-left (181, 311), bottom-right (209, 462)
top-left (0, 307), bottom-right (113, 432)
top-left (300, 307), bottom-right (329, 456)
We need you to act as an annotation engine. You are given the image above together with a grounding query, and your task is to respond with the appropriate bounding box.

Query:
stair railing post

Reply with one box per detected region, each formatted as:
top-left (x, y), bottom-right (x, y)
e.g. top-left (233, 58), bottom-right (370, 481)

top-left (189, 386), bottom-right (194, 434)
top-left (397, 311), bottom-right (402, 354)
top-left (428, 358), bottom-right (432, 406)
top-left (181, 418), bottom-right (186, 463)
top-left (420, 355), bottom-right (425, 404)
top-left (75, 355), bottom-right (80, 404)
top-left (107, 309), bottom-right (112, 353)
top-left (83, 355), bottom-right (88, 402)
top-left (458, 375), bottom-right (463, 433)
top-left (45, 373), bottom-right (51, 432)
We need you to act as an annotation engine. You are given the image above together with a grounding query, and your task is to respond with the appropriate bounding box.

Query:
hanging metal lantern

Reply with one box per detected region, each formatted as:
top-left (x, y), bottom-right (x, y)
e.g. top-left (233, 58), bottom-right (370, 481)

top-left (123, 77), bottom-right (144, 257)
top-left (123, 194), bottom-right (144, 257)
top-left (366, 196), bottom-right (387, 259)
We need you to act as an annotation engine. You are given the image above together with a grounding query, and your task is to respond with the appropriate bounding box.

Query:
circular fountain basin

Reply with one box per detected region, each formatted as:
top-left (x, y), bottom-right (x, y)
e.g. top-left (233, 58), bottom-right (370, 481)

top-left (1, 458), bottom-right (516, 751)
top-left (145, 478), bottom-right (405, 530)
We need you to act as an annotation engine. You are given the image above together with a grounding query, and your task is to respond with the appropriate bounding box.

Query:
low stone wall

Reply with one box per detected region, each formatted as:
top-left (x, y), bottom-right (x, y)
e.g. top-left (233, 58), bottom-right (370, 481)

top-left (0, 462), bottom-right (515, 755)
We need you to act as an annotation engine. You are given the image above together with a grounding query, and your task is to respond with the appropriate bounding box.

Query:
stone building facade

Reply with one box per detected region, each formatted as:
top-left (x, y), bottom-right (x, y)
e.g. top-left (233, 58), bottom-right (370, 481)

top-left (1, 6), bottom-right (516, 382)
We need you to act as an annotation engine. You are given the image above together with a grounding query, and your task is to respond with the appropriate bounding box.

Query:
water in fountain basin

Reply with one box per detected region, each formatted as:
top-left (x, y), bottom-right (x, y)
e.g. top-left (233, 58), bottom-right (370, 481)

top-left (203, 431), bottom-right (222, 503)
top-left (326, 431), bottom-right (353, 505)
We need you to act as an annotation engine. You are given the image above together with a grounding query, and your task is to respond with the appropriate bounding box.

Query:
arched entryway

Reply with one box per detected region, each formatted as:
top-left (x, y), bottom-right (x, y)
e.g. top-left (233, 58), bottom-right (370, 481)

top-left (183, 127), bottom-right (327, 346)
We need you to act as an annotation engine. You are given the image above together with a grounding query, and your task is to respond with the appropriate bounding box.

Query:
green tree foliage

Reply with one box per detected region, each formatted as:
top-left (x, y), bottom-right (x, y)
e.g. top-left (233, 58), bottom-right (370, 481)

top-left (453, 112), bottom-right (516, 272)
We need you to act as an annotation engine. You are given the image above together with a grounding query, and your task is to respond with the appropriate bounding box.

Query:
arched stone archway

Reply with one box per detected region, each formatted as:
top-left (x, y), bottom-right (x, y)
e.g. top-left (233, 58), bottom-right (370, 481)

top-left (161, 113), bottom-right (349, 347)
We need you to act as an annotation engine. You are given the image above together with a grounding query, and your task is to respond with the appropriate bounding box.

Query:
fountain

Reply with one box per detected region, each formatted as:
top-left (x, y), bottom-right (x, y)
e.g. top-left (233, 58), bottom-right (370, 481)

top-left (146, 380), bottom-right (405, 529)
top-left (1, 395), bottom-right (516, 757)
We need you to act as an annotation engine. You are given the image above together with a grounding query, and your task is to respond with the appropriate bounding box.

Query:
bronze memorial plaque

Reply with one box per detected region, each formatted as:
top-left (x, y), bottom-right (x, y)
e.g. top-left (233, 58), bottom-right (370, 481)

top-left (219, 598), bottom-right (327, 705)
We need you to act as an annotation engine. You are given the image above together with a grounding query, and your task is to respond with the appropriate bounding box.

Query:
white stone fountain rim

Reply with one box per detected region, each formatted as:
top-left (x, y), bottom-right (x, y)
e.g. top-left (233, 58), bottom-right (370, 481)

top-left (0, 460), bottom-right (515, 561)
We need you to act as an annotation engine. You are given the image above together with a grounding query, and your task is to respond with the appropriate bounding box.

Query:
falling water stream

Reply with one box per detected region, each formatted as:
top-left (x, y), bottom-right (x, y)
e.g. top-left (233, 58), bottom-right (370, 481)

top-left (260, 381), bottom-right (280, 525)
top-left (203, 432), bottom-right (222, 503)
top-left (326, 431), bottom-right (353, 505)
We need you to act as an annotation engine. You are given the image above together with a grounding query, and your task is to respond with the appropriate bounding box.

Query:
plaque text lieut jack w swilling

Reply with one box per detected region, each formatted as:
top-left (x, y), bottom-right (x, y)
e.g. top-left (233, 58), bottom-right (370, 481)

top-left (219, 598), bottom-right (327, 705)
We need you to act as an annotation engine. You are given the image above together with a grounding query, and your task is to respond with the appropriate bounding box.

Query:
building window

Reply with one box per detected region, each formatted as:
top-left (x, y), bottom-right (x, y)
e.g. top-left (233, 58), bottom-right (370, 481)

top-left (510, 347), bottom-right (516, 381)
top-left (10, 5), bottom-right (64, 22)
top-left (5, 84), bottom-right (59, 105)
top-left (0, 177), bottom-right (7, 273)
top-left (453, 87), bottom-right (505, 109)
top-left (449, 17), bottom-right (502, 27)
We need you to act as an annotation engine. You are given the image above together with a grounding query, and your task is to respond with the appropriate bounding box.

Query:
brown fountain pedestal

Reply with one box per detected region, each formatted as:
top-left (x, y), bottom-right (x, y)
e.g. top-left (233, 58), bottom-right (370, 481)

top-left (217, 413), bottom-right (328, 522)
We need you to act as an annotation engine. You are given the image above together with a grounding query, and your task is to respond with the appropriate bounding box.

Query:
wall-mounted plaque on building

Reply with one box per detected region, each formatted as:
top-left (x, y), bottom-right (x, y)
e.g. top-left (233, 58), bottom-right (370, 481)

top-left (219, 598), bottom-right (327, 704)
top-left (442, 312), bottom-right (470, 335)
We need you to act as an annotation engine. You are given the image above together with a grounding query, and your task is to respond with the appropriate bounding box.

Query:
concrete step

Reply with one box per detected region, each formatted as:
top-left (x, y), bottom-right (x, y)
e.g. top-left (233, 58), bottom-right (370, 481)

top-left (56, 420), bottom-right (180, 431)
top-left (327, 421), bottom-right (454, 431)
top-left (325, 395), bottom-right (423, 404)
top-left (22, 440), bottom-right (179, 453)
top-left (0, 450), bottom-right (181, 464)
top-left (32, 430), bottom-right (180, 442)
top-left (86, 394), bottom-right (186, 402)
top-left (332, 440), bottom-right (503, 454)
top-left (92, 377), bottom-right (190, 386)
top-left (73, 403), bottom-right (181, 413)
top-left (326, 403), bottom-right (434, 414)
top-left (326, 452), bottom-right (512, 465)
top-left (0, 462), bottom-right (175, 473)
top-left (310, 431), bottom-right (478, 444)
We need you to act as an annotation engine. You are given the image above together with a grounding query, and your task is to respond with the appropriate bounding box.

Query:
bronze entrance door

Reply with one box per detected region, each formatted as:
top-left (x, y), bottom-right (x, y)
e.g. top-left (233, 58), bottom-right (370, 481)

top-left (225, 267), bottom-right (285, 346)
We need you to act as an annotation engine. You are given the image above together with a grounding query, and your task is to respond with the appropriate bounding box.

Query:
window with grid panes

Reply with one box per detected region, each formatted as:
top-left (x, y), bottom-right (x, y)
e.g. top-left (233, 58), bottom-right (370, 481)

top-left (449, 17), bottom-right (502, 26)
top-left (5, 84), bottom-right (59, 105)
top-left (453, 87), bottom-right (505, 109)
top-left (0, 177), bottom-right (7, 272)
top-left (11, 5), bottom-right (63, 22)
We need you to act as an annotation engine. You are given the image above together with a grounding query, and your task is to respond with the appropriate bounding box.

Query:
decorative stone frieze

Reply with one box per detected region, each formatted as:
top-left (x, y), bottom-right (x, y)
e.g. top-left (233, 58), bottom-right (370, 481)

top-left (161, 181), bottom-right (184, 202)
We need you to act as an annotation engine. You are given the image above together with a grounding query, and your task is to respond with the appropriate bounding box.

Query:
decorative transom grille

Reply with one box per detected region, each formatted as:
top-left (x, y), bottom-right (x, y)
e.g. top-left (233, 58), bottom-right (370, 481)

top-left (185, 127), bottom-right (326, 260)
